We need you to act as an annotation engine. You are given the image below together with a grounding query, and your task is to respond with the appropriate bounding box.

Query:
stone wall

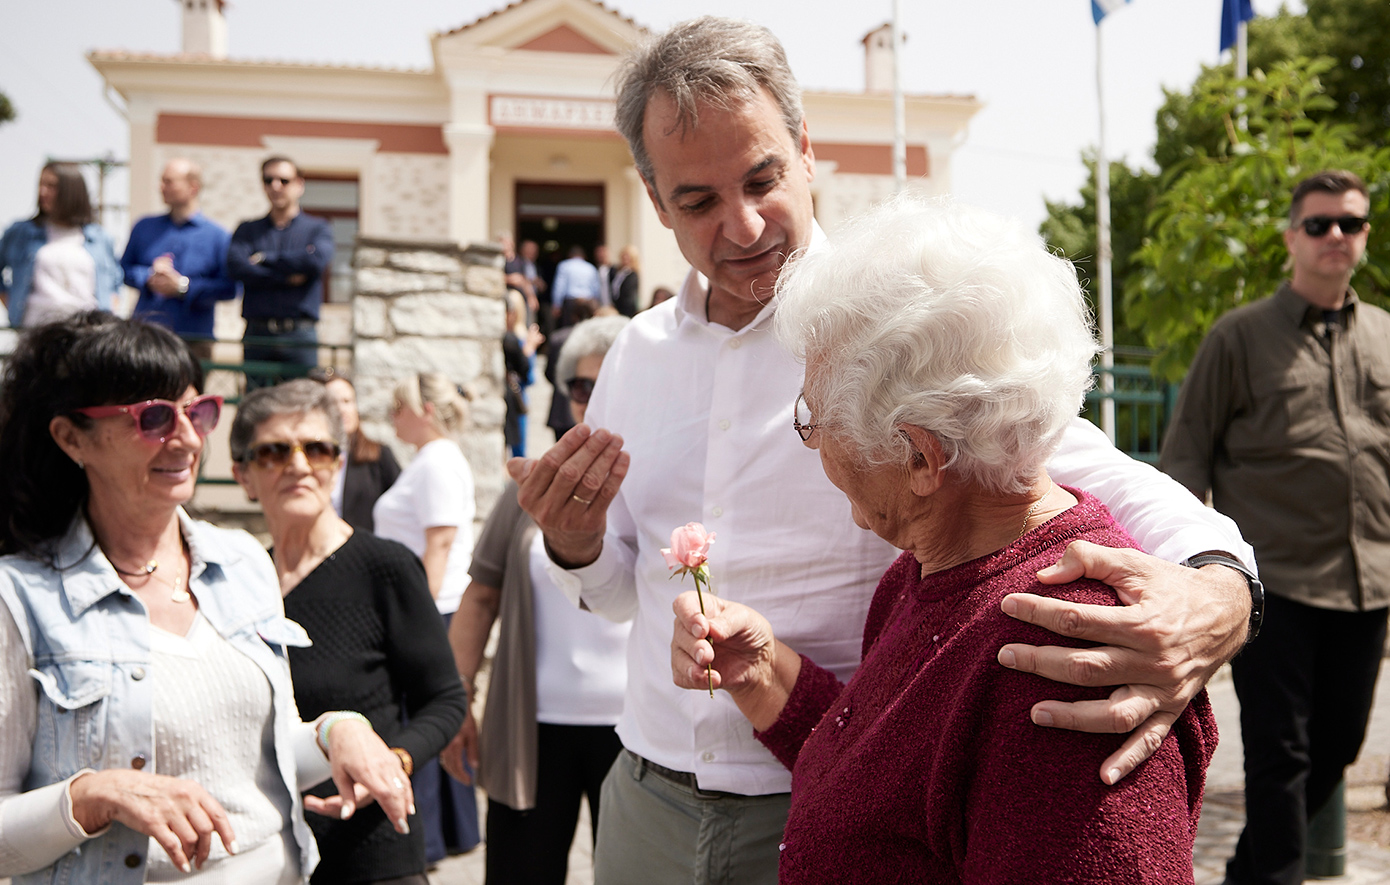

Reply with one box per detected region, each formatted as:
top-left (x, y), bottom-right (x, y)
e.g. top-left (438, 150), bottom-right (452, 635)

top-left (352, 236), bottom-right (508, 522)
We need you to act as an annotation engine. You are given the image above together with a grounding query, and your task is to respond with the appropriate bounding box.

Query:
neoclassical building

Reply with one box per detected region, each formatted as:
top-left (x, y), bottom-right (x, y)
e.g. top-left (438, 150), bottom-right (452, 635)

top-left (90, 0), bottom-right (981, 308)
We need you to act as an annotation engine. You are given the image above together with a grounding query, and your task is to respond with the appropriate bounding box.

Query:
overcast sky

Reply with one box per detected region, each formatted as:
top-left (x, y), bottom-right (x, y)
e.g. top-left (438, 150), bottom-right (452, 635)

top-left (0, 0), bottom-right (1296, 243)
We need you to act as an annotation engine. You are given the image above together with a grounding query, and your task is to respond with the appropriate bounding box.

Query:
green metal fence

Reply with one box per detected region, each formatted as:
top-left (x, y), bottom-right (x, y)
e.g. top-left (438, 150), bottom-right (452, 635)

top-left (1083, 348), bottom-right (1178, 465)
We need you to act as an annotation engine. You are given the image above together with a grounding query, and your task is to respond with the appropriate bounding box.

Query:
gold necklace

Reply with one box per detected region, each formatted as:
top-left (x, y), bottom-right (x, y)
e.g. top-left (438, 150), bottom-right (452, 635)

top-left (1017, 481), bottom-right (1054, 541)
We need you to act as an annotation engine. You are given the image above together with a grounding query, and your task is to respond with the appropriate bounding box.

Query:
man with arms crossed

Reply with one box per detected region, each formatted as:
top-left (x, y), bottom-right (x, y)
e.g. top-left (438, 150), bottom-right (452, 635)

top-left (506, 17), bottom-right (1258, 884)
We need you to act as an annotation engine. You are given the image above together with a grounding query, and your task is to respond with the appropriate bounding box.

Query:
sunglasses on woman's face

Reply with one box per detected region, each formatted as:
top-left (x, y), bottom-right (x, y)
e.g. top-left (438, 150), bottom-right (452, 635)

top-left (567, 377), bottom-right (598, 405)
top-left (243, 440), bottom-right (342, 471)
top-left (74, 394), bottom-right (223, 443)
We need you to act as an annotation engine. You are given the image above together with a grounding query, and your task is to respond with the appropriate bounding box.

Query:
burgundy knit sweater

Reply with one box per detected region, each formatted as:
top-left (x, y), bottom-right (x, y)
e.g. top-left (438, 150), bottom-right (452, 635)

top-left (756, 490), bottom-right (1216, 884)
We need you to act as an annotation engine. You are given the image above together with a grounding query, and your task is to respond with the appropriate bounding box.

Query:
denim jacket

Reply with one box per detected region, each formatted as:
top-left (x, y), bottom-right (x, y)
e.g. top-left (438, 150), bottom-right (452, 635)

top-left (0, 219), bottom-right (123, 327)
top-left (0, 511), bottom-right (320, 884)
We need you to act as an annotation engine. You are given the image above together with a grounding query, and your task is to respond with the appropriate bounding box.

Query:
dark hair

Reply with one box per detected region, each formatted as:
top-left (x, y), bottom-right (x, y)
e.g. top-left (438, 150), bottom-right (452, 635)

top-left (306, 367), bottom-right (383, 463)
top-left (35, 162), bottom-right (94, 227)
top-left (0, 312), bottom-right (204, 559)
top-left (260, 155), bottom-right (301, 179)
top-left (1290, 170), bottom-right (1368, 221)
top-left (229, 378), bottom-right (346, 463)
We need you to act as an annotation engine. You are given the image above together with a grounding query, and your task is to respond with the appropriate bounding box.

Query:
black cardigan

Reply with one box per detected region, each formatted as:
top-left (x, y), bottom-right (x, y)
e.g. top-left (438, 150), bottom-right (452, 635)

top-left (341, 444), bottom-right (401, 533)
top-left (284, 531), bottom-right (467, 883)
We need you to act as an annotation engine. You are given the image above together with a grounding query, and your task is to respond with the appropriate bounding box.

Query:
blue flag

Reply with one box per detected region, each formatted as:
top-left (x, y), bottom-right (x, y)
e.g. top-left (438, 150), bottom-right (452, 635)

top-left (1092, 0), bottom-right (1133, 24)
top-left (1221, 0), bottom-right (1255, 51)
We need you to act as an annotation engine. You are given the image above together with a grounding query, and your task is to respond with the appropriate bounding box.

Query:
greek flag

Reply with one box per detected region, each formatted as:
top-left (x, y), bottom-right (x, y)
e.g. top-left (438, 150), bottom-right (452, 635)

top-left (1220, 0), bottom-right (1255, 51)
top-left (1092, 0), bottom-right (1132, 24)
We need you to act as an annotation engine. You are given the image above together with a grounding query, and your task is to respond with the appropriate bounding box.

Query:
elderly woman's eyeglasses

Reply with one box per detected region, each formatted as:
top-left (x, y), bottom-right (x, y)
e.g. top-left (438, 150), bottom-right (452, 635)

top-left (75, 394), bottom-right (223, 443)
top-left (793, 393), bottom-right (823, 442)
top-left (242, 440), bottom-right (342, 471)
top-left (567, 377), bottom-right (597, 406)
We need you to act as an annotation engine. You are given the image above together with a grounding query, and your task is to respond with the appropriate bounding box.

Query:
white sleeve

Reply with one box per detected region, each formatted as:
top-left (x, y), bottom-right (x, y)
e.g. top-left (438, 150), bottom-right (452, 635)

top-left (0, 600), bottom-right (107, 875)
top-left (417, 445), bottom-right (468, 530)
top-left (1047, 417), bottom-right (1257, 571)
top-left (543, 486), bottom-right (640, 623)
top-left (292, 720), bottom-right (332, 792)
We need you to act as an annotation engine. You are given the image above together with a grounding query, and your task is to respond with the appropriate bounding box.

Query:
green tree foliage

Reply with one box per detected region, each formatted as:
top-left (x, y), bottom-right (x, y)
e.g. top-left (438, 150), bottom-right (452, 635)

top-left (0, 91), bottom-right (14, 126)
top-left (1128, 57), bottom-right (1390, 380)
top-left (1306, 0), bottom-right (1390, 144)
top-left (1039, 156), bottom-right (1155, 348)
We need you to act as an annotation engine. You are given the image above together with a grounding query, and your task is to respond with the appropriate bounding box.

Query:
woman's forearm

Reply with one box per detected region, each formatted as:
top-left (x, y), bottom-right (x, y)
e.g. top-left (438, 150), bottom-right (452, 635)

top-left (421, 525), bottom-right (457, 599)
top-left (448, 582), bottom-right (500, 684)
top-left (728, 638), bottom-right (803, 732)
top-left (0, 776), bottom-right (102, 876)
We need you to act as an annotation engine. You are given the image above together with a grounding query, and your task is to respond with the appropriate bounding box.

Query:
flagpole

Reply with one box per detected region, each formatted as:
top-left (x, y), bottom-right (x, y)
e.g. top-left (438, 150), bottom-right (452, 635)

top-left (1095, 23), bottom-right (1115, 443)
top-left (891, 0), bottom-right (906, 193)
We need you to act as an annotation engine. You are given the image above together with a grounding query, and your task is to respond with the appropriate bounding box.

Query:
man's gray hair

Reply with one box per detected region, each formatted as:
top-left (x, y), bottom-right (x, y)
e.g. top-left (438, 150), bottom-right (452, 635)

top-left (614, 16), bottom-right (804, 190)
top-left (557, 315), bottom-right (631, 385)
top-left (229, 378), bottom-right (347, 462)
top-left (773, 196), bottom-right (1100, 495)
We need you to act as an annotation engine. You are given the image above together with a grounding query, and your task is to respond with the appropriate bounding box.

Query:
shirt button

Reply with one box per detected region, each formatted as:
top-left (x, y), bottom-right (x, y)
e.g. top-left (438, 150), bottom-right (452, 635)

top-left (719, 419), bottom-right (731, 430)
top-left (131, 754), bottom-right (147, 770)
top-left (729, 338), bottom-right (742, 349)
top-left (711, 506), bottom-right (724, 518)
top-left (131, 667), bottom-right (146, 681)
top-left (701, 751), bottom-right (716, 762)
top-left (124, 854), bottom-right (143, 868)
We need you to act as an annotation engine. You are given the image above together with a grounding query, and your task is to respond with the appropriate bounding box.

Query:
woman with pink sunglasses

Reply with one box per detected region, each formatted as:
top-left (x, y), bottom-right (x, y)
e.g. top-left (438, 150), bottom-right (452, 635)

top-left (0, 312), bottom-right (412, 884)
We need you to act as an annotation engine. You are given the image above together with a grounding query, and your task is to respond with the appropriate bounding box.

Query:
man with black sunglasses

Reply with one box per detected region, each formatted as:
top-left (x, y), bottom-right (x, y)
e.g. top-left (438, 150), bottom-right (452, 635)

top-left (227, 156), bottom-right (333, 384)
top-left (1162, 169), bottom-right (1390, 885)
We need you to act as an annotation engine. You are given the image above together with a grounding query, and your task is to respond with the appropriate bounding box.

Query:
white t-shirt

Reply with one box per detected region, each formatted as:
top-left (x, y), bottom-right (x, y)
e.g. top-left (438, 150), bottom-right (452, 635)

top-left (372, 438), bottom-right (475, 614)
top-left (528, 533), bottom-right (630, 725)
top-left (24, 224), bottom-right (97, 327)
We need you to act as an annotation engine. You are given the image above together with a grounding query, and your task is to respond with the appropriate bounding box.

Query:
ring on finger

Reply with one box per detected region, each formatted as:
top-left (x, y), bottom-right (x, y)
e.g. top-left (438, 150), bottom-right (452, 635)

top-left (571, 494), bottom-right (593, 506)
top-left (393, 777), bottom-right (405, 791)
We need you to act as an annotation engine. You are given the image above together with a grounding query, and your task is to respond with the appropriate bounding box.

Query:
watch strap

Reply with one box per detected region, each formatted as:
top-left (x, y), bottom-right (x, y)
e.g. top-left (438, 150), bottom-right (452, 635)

top-left (1181, 554), bottom-right (1264, 643)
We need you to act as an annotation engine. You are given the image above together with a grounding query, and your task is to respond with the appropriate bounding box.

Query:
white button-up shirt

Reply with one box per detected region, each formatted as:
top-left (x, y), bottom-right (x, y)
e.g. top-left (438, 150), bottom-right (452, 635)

top-left (548, 224), bottom-right (1254, 796)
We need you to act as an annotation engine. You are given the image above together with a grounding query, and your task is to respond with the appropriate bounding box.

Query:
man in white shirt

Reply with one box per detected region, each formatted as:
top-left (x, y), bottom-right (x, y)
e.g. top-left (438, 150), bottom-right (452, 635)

top-left (507, 17), bottom-right (1258, 884)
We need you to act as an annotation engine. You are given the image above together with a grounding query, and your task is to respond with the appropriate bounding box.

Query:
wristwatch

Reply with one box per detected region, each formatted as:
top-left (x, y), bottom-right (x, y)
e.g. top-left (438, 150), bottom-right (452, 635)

top-left (1181, 554), bottom-right (1264, 643)
top-left (176, 275), bottom-right (190, 295)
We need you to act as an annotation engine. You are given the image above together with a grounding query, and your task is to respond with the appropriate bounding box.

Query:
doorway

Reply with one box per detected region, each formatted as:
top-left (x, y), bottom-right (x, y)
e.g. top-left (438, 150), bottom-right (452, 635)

top-left (514, 182), bottom-right (606, 291)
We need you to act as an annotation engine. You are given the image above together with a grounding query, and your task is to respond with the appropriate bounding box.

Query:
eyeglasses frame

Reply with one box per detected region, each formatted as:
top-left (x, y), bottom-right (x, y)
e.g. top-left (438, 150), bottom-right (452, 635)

top-left (241, 439), bottom-right (343, 471)
top-left (793, 392), bottom-right (824, 442)
top-left (73, 394), bottom-right (224, 443)
top-left (1298, 215), bottom-right (1370, 238)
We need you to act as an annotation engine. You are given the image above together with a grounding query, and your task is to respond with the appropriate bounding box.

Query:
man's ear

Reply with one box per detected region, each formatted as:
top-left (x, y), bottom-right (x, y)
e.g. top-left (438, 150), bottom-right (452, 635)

top-left (899, 424), bottom-right (945, 497)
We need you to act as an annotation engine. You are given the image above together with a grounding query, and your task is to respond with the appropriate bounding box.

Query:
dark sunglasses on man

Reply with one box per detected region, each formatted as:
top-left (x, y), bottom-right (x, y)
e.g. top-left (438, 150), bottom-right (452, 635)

top-left (263, 176), bottom-right (294, 187)
top-left (566, 377), bottom-right (597, 405)
top-left (1299, 215), bottom-right (1369, 237)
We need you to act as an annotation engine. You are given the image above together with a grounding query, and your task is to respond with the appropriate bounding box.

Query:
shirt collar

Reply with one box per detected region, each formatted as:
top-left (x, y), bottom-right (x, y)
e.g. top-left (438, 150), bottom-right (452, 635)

top-left (55, 507), bottom-right (242, 617)
top-left (674, 221), bottom-right (827, 332)
top-left (1273, 280), bottom-right (1359, 328)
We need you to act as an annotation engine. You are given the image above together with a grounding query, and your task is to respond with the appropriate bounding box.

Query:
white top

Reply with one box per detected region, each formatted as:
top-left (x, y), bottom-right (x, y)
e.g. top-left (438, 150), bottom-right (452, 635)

top-left (24, 223), bottom-right (97, 327)
top-left (144, 613), bottom-right (291, 879)
top-left (373, 438), bottom-right (475, 615)
top-left (0, 602), bottom-right (328, 879)
top-left (545, 223), bottom-right (1256, 797)
top-left (528, 533), bottom-right (630, 725)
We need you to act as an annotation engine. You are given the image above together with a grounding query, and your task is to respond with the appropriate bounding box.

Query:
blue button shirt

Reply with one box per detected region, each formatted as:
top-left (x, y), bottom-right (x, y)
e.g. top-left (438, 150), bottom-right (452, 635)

top-left (228, 213), bottom-right (334, 321)
top-left (122, 212), bottom-right (236, 337)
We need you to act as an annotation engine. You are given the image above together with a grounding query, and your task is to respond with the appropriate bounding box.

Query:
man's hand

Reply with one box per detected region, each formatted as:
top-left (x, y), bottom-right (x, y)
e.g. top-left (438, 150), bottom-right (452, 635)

top-left (148, 254), bottom-right (183, 297)
top-left (507, 424), bottom-right (629, 568)
top-left (996, 540), bottom-right (1249, 784)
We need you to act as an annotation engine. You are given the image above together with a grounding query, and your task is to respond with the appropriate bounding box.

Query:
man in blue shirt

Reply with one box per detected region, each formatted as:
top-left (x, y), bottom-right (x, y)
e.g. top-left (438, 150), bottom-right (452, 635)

top-left (122, 158), bottom-right (236, 359)
top-left (227, 156), bottom-right (333, 381)
top-left (551, 244), bottom-right (600, 328)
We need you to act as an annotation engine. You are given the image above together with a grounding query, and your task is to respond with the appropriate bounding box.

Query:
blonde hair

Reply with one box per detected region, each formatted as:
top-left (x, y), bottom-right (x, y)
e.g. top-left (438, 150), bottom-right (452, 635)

top-left (504, 288), bottom-right (528, 338)
top-left (391, 372), bottom-right (469, 434)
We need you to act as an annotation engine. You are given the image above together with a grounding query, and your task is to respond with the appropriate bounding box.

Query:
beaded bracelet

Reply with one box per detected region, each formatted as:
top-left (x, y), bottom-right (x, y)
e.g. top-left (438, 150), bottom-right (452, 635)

top-left (316, 710), bottom-right (371, 757)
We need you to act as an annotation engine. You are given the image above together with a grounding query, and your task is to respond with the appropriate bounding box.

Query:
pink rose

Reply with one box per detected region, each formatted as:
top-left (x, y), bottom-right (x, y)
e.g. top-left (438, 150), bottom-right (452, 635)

top-left (662, 522), bottom-right (716, 570)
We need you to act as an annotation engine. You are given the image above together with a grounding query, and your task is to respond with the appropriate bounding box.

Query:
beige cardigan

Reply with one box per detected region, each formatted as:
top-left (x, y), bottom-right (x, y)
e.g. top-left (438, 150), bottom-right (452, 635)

top-left (470, 482), bottom-right (543, 810)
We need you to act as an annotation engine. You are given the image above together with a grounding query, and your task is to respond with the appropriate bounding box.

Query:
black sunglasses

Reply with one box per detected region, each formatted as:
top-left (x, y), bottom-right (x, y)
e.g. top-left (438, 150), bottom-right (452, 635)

top-left (243, 440), bottom-right (341, 470)
top-left (262, 176), bottom-right (294, 187)
top-left (1299, 215), bottom-right (1369, 237)
top-left (566, 377), bottom-right (597, 405)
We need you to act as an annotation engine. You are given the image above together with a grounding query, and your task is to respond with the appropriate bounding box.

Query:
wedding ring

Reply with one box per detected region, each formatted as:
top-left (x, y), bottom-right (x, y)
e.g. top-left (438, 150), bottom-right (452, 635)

top-left (393, 777), bottom-right (405, 791)
top-left (572, 494), bottom-right (593, 505)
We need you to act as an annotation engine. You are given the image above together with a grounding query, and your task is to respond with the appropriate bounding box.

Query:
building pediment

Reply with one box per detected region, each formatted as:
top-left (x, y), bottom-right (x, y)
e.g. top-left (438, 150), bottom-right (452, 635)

top-left (436, 0), bottom-right (644, 56)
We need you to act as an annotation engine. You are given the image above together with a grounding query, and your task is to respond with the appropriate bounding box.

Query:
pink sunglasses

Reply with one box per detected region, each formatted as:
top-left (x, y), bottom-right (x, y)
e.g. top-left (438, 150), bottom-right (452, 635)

top-left (74, 394), bottom-right (224, 443)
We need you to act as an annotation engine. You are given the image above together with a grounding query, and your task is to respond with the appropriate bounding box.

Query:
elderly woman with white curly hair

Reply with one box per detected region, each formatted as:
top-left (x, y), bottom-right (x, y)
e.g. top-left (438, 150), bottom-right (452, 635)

top-left (670, 198), bottom-right (1216, 885)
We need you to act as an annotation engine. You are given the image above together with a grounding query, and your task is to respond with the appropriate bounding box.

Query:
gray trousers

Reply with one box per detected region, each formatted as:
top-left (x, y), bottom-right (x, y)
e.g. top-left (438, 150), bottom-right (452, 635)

top-left (593, 749), bottom-right (792, 885)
